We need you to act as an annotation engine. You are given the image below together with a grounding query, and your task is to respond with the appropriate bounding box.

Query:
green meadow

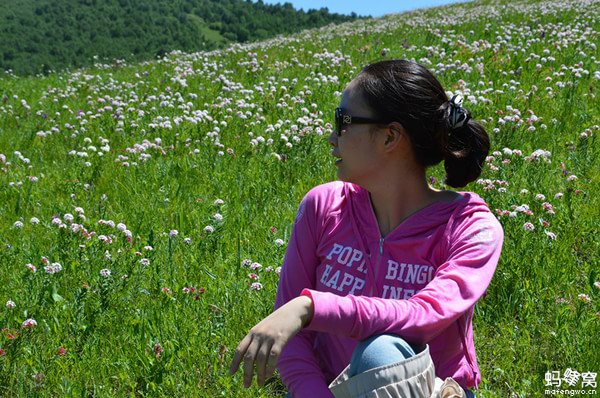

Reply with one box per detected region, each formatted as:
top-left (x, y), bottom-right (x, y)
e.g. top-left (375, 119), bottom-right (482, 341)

top-left (1, 0), bottom-right (599, 396)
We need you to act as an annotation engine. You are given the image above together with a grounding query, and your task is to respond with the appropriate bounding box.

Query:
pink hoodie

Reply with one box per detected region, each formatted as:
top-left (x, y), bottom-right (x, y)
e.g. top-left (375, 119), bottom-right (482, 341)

top-left (274, 181), bottom-right (503, 398)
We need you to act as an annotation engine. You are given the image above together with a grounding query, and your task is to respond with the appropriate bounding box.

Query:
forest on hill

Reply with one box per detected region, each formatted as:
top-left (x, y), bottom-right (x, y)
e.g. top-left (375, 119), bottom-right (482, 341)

top-left (0, 0), bottom-right (361, 75)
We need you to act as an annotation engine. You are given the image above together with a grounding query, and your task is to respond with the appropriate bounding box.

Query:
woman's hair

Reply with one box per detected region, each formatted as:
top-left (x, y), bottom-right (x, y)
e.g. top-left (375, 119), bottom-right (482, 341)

top-left (354, 59), bottom-right (490, 188)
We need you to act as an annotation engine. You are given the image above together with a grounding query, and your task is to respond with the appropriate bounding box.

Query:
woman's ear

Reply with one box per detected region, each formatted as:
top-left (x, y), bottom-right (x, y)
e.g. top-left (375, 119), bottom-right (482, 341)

top-left (383, 122), bottom-right (406, 152)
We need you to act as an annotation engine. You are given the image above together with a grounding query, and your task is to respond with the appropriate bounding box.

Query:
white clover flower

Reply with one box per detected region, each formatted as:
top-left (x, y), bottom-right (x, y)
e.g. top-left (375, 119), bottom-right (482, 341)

top-left (6, 300), bottom-right (16, 309)
top-left (13, 221), bottom-right (24, 228)
top-left (100, 268), bottom-right (111, 277)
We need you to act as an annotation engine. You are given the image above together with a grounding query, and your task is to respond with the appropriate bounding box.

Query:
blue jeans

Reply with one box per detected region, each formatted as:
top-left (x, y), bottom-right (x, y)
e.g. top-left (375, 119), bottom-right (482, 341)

top-left (284, 334), bottom-right (475, 397)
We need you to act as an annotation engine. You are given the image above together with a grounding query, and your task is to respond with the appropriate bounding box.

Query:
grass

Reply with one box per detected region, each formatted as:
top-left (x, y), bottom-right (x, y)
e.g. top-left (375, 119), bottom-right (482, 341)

top-left (1, 0), bottom-right (599, 396)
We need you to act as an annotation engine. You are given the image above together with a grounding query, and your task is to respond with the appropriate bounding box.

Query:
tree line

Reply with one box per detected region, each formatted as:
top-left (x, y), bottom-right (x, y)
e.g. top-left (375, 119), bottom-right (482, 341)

top-left (0, 0), bottom-right (361, 75)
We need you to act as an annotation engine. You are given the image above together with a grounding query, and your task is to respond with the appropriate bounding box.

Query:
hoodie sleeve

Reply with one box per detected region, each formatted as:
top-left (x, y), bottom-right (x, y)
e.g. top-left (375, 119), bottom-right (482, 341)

top-left (301, 210), bottom-right (503, 345)
top-left (274, 188), bottom-right (336, 398)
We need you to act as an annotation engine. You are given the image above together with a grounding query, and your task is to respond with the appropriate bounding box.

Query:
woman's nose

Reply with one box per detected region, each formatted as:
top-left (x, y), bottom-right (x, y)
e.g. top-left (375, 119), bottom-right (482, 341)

top-left (328, 130), bottom-right (338, 146)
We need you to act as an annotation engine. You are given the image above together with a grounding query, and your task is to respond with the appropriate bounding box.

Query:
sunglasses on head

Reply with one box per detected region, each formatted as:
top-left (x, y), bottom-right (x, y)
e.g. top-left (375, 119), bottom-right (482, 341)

top-left (334, 107), bottom-right (389, 136)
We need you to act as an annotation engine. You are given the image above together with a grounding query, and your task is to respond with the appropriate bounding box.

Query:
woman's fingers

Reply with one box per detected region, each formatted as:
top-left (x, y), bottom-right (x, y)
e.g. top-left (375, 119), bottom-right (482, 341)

top-left (254, 338), bottom-right (274, 386)
top-left (229, 333), bottom-right (252, 376)
top-left (229, 296), bottom-right (314, 388)
top-left (265, 344), bottom-right (282, 380)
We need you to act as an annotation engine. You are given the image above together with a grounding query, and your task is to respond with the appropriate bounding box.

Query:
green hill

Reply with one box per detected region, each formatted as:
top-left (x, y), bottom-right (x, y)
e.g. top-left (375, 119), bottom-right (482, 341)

top-left (0, 0), bottom-right (360, 75)
top-left (0, 0), bottom-right (599, 396)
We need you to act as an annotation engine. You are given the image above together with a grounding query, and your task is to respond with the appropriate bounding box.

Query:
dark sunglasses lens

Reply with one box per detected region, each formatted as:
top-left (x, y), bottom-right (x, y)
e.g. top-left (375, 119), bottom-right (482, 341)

top-left (335, 108), bottom-right (342, 136)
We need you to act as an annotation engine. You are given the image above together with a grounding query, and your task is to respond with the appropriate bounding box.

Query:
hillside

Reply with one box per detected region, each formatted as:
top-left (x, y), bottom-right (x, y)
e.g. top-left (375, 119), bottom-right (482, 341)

top-left (0, 0), bottom-right (360, 75)
top-left (0, 0), bottom-right (599, 396)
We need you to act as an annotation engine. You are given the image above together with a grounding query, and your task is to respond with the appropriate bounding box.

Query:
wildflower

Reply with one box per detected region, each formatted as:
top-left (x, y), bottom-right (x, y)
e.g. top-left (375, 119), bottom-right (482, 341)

top-left (249, 273), bottom-right (259, 280)
top-left (250, 262), bottom-right (262, 270)
top-left (100, 268), bottom-right (111, 277)
top-left (242, 259), bottom-right (252, 267)
top-left (251, 282), bottom-right (263, 290)
top-left (275, 267), bottom-right (282, 275)
top-left (140, 258), bottom-right (150, 266)
top-left (594, 282), bottom-right (600, 289)
top-left (6, 300), bottom-right (15, 309)
top-left (0, 349), bottom-right (5, 356)
top-left (578, 294), bottom-right (591, 303)
top-left (51, 217), bottom-right (61, 225)
top-left (183, 237), bottom-right (191, 244)
top-left (555, 192), bottom-right (563, 199)
top-left (58, 346), bottom-right (66, 355)
top-left (117, 223), bottom-right (127, 232)
top-left (64, 214), bottom-right (74, 222)
top-left (545, 231), bottom-right (557, 240)
top-left (169, 229), bottom-right (178, 237)
top-left (182, 287), bottom-right (190, 294)
top-left (270, 227), bottom-right (278, 234)
top-left (265, 266), bottom-right (274, 272)
top-left (32, 372), bottom-right (45, 387)
top-left (214, 199), bottom-right (224, 205)
top-left (161, 288), bottom-right (172, 294)
top-left (567, 175), bottom-right (578, 182)
top-left (509, 212), bottom-right (517, 218)
top-left (45, 263), bottom-right (62, 274)
top-left (198, 287), bottom-right (206, 294)
top-left (153, 343), bottom-right (164, 356)
top-left (204, 225), bottom-right (214, 233)
top-left (13, 221), bottom-right (23, 228)
top-left (523, 222), bottom-right (535, 231)
top-left (30, 217), bottom-right (40, 225)
top-left (74, 207), bottom-right (84, 214)
top-left (26, 263), bottom-right (37, 272)
top-left (144, 245), bottom-right (153, 251)
top-left (214, 213), bottom-right (223, 221)
top-left (535, 194), bottom-right (546, 201)
top-left (22, 318), bottom-right (38, 329)
top-left (275, 238), bottom-right (285, 246)
top-left (555, 298), bottom-right (571, 305)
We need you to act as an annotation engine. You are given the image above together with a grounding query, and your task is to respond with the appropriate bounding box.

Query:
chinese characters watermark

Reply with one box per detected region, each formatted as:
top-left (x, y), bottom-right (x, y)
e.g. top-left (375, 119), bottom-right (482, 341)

top-left (545, 369), bottom-right (597, 396)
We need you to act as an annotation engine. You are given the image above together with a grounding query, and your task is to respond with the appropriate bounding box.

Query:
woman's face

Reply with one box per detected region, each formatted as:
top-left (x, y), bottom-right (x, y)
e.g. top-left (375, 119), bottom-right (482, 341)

top-left (328, 80), bottom-right (387, 186)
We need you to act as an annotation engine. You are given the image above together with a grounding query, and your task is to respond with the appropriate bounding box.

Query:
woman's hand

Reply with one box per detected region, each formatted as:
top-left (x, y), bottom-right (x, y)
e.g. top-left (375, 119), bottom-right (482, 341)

top-left (229, 295), bottom-right (314, 388)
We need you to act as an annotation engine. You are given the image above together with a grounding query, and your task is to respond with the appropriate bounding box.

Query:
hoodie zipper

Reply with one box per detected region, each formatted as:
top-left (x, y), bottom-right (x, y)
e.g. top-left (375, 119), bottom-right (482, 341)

top-left (369, 237), bottom-right (385, 296)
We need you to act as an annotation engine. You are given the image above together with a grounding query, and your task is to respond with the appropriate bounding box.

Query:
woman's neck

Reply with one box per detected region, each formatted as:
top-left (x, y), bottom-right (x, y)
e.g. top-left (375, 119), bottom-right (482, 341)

top-left (367, 171), bottom-right (443, 237)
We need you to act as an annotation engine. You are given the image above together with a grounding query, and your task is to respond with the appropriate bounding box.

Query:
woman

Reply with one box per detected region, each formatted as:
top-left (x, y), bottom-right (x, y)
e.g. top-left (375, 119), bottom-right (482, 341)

top-left (230, 59), bottom-right (503, 398)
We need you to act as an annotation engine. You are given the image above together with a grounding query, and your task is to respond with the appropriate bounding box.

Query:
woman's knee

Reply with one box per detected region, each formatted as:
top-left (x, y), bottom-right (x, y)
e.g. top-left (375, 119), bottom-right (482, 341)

top-left (349, 334), bottom-right (422, 377)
